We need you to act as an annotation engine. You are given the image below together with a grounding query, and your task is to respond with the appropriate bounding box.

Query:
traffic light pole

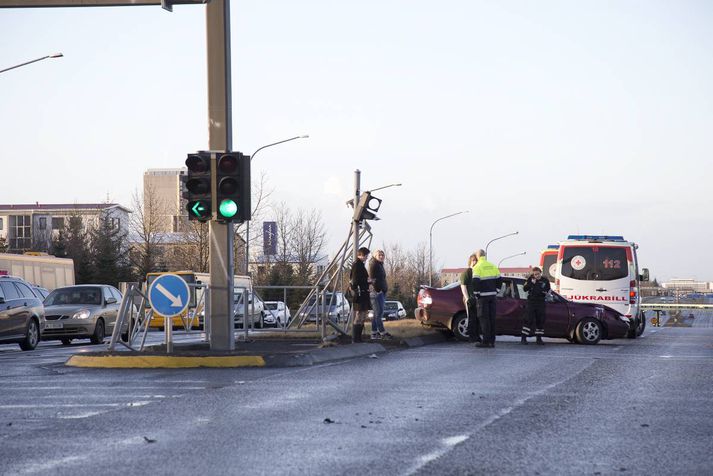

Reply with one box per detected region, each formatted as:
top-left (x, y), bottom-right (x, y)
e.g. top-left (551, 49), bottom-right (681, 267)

top-left (206, 0), bottom-right (234, 351)
top-left (352, 170), bottom-right (361, 268)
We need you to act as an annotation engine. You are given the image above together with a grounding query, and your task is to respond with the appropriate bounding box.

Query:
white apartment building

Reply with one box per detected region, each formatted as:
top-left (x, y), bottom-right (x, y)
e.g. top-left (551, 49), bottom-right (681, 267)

top-left (0, 203), bottom-right (131, 253)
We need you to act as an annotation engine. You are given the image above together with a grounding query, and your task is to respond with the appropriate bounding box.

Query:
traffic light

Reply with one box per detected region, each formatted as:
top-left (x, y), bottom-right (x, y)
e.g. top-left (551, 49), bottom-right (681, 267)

top-left (352, 192), bottom-right (382, 222)
top-left (215, 152), bottom-right (251, 223)
top-left (182, 152), bottom-right (212, 222)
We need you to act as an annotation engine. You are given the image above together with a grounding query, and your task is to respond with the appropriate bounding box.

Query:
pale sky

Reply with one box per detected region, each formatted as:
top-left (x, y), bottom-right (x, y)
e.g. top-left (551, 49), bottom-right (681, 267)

top-left (1, 0), bottom-right (712, 281)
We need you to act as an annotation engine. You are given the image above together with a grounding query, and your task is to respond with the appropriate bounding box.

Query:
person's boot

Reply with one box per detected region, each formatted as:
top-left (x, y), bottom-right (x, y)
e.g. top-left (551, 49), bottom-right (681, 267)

top-left (475, 341), bottom-right (490, 348)
top-left (352, 324), bottom-right (363, 343)
top-left (536, 336), bottom-right (544, 345)
top-left (521, 335), bottom-right (528, 345)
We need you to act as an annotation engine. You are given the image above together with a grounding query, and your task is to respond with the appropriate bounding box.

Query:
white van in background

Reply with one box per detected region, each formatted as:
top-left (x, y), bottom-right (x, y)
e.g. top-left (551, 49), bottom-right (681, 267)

top-left (555, 235), bottom-right (649, 338)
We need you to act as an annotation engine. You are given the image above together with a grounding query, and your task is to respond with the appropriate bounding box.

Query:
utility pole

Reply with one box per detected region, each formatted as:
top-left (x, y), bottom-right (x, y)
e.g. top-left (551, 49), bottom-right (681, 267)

top-left (206, 0), bottom-right (234, 351)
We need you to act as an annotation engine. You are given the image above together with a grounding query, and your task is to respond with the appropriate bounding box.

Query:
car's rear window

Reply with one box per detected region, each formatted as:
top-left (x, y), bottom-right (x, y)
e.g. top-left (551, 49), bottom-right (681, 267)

top-left (45, 287), bottom-right (102, 306)
top-left (561, 246), bottom-right (629, 281)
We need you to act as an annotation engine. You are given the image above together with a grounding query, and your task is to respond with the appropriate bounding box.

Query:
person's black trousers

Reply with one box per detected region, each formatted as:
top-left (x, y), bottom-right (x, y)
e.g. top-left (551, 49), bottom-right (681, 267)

top-left (467, 298), bottom-right (481, 342)
top-left (478, 296), bottom-right (497, 344)
top-left (524, 301), bottom-right (546, 335)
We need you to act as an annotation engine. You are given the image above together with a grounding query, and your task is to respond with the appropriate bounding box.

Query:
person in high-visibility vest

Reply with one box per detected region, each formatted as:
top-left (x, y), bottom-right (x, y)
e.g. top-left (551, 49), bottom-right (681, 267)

top-left (472, 249), bottom-right (502, 348)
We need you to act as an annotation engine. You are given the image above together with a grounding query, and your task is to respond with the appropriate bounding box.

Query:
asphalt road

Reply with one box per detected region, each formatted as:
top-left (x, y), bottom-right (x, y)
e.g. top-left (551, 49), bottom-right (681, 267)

top-left (1, 327), bottom-right (713, 475)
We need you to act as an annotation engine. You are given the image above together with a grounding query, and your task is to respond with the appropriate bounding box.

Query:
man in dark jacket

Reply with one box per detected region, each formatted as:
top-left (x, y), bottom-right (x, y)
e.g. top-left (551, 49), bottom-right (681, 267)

top-left (522, 266), bottom-right (551, 345)
top-left (368, 249), bottom-right (392, 339)
top-left (349, 247), bottom-right (372, 343)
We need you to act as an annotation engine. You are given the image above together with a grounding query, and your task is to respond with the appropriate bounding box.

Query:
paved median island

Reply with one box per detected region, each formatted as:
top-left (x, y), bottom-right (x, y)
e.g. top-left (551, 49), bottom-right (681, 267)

top-left (65, 320), bottom-right (448, 369)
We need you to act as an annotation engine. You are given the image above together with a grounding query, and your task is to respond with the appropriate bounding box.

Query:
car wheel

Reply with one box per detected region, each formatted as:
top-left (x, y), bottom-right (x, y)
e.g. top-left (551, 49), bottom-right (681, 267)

top-left (19, 318), bottom-right (40, 351)
top-left (575, 318), bottom-right (602, 345)
top-left (451, 312), bottom-right (470, 342)
top-left (60, 338), bottom-right (73, 346)
top-left (626, 316), bottom-right (639, 339)
top-left (90, 319), bottom-right (105, 345)
top-left (636, 314), bottom-right (646, 336)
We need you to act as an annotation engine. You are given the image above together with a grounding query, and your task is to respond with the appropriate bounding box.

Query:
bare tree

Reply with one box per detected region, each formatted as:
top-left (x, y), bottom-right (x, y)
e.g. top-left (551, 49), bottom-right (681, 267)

top-left (291, 208), bottom-right (326, 285)
top-left (174, 221), bottom-right (210, 273)
top-left (129, 184), bottom-right (166, 278)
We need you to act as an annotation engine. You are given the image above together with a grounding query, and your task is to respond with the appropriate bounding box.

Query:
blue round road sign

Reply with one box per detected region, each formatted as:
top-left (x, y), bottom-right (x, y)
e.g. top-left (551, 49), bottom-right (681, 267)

top-left (148, 273), bottom-right (190, 318)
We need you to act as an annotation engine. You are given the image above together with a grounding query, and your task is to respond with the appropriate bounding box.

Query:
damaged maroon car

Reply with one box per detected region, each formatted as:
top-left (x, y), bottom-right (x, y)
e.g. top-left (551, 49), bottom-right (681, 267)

top-left (415, 277), bottom-right (630, 344)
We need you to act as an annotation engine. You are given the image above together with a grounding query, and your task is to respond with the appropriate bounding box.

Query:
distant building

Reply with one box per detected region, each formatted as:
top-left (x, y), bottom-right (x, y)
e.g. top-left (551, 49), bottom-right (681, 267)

top-left (662, 279), bottom-right (713, 293)
top-left (0, 203), bottom-right (131, 254)
top-left (143, 168), bottom-right (186, 233)
top-left (440, 267), bottom-right (531, 286)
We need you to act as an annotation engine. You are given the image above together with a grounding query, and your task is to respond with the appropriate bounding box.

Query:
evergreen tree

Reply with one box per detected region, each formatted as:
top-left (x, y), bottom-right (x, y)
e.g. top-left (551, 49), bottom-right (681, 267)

top-left (90, 211), bottom-right (133, 286)
top-left (50, 230), bottom-right (68, 258)
top-left (64, 213), bottom-right (94, 284)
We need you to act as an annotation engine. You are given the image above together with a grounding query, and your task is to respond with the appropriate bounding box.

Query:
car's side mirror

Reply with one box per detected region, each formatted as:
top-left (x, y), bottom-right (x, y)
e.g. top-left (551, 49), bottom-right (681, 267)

top-left (640, 268), bottom-right (650, 282)
top-left (0, 297), bottom-right (5, 304)
top-left (106, 297), bottom-right (117, 305)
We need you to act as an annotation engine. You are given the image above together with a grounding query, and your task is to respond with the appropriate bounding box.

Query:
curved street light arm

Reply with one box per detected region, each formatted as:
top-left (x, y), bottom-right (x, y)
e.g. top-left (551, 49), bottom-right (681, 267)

top-left (498, 251), bottom-right (527, 268)
top-left (0, 53), bottom-right (64, 75)
top-left (250, 135), bottom-right (308, 160)
top-left (428, 210), bottom-right (469, 286)
top-left (485, 231), bottom-right (519, 256)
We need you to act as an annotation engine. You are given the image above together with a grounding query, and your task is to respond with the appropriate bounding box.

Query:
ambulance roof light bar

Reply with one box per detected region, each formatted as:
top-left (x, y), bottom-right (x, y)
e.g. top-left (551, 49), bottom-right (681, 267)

top-left (566, 235), bottom-right (626, 242)
top-left (546, 244), bottom-right (559, 249)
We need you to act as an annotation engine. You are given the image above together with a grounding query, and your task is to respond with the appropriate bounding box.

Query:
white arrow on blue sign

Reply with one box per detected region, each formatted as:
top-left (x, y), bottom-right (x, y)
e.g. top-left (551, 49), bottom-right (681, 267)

top-left (148, 273), bottom-right (190, 318)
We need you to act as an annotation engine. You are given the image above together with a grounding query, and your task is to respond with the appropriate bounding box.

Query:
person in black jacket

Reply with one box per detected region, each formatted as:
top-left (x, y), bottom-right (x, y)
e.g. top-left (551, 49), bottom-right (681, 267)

top-left (368, 249), bottom-right (392, 340)
top-left (522, 266), bottom-right (551, 345)
top-left (349, 247), bottom-right (372, 343)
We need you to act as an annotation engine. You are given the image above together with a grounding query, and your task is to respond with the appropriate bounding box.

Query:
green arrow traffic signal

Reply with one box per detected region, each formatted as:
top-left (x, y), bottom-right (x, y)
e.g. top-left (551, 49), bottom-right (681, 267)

top-left (187, 200), bottom-right (210, 221)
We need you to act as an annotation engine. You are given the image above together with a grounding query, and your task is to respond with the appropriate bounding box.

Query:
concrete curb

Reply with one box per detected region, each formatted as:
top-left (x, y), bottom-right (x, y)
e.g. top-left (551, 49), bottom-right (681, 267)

top-left (264, 342), bottom-right (387, 367)
top-left (66, 354), bottom-right (266, 369)
top-left (65, 343), bottom-right (388, 369)
top-left (401, 332), bottom-right (450, 348)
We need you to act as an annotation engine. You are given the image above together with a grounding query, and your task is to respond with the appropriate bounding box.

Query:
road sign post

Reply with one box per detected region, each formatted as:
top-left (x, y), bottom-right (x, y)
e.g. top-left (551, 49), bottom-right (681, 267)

top-left (148, 274), bottom-right (190, 353)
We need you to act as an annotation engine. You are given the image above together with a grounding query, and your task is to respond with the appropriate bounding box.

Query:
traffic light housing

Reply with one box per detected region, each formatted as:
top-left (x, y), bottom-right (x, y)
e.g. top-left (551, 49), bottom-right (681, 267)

top-left (352, 192), bottom-right (382, 222)
top-left (215, 152), bottom-right (251, 223)
top-left (182, 152), bottom-right (212, 222)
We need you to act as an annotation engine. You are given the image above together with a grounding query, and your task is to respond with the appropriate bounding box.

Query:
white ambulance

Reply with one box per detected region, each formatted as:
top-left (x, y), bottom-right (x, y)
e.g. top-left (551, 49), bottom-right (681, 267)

top-left (554, 235), bottom-right (649, 338)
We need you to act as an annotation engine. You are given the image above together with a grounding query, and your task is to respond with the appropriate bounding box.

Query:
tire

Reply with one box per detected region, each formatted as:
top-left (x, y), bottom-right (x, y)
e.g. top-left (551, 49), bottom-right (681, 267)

top-left (19, 318), bottom-right (40, 351)
top-left (60, 338), bottom-right (73, 346)
top-left (636, 313), bottom-right (646, 336)
top-left (626, 317), bottom-right (638, 339)
top-left (90, 319), bottom-right (105, 345)
top-left (575, 318), bottom-right (602, 345)
top-left (451, 312), bottom-right (470, 342)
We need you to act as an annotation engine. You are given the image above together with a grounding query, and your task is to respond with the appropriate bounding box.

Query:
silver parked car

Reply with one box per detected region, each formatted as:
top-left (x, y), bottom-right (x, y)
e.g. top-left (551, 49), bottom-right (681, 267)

top-left (0, 276), bottom-right (46, 351)
top-left (41, 285), bottom-right (123, 345)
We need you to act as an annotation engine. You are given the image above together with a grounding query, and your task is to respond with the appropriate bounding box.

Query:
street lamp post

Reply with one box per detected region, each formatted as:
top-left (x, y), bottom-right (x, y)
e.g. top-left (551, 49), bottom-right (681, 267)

top-left (428, 211), bottom-right (469, 286)
top-left (485, 231), bottom-right (518, 257)
top-left (0, 53), bottom-right (63, 75)
top-left (244, 135), bottom-right (309, 274)
top-left (498, 251), bottom-right (527, 268)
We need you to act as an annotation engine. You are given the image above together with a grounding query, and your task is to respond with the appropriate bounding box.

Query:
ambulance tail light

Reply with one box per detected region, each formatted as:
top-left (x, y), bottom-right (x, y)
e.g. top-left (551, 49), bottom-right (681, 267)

top-left (629, 280), bottom-right (637, 304)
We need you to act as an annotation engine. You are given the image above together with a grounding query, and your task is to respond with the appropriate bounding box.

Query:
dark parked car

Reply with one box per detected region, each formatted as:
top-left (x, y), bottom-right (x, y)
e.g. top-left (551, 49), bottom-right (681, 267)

top-left (41, 285), bottom-right (123, 345)
top-left (0, 276), bottom-right (46, 351)
top-left (415, 277), bottom-right (630, 344)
